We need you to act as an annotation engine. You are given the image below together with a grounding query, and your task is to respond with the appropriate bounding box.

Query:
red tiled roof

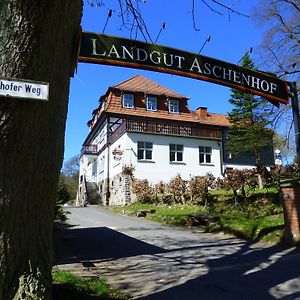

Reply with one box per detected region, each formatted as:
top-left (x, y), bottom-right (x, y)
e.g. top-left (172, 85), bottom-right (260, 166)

top-left (90, 75), bottom-right (230, 128)
top-left (194, 112), bottom-right (230, 127)
top-left (111, 75), bottom-right (188, 99)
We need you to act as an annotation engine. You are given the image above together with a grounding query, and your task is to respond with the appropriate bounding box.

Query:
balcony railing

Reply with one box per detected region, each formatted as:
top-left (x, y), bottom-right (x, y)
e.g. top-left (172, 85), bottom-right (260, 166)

top-left (124, 119), bottom-right (222, 139)
top-left (83, 119), bottom-right (222, 157)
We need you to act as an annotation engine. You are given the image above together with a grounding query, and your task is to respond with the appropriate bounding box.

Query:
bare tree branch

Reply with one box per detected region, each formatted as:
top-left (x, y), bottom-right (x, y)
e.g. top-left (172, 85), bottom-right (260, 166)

top-left (201, 0), bottom-right (224, 15)
top-left (278, 0), bottom-right (300, 13)
top-left (192, 0), bottom-right (201, 31)
top-left (210, 0), bottom-right (249, 17)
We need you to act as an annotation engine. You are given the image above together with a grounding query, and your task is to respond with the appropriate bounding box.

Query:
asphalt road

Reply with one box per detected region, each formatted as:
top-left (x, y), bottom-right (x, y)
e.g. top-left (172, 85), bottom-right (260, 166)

top-left (54, 206), bottom-right (300, 300)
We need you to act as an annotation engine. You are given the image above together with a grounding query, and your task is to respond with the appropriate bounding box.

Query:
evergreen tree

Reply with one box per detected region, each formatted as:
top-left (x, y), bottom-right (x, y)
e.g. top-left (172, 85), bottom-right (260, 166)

top-left (226, 52), bottom-right (274, 168)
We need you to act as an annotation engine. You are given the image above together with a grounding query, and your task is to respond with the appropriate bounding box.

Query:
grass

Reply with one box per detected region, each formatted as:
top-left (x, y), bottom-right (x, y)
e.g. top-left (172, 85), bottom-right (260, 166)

top-left (219, 210), bottom-right (284, 243)
top-left (52, 271), bottom-right (129, 300)
top-left (110, 190), bottom-right (285, 244)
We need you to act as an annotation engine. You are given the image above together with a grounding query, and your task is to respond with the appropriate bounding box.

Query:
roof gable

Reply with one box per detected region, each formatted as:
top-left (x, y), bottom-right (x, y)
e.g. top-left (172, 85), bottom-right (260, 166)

top-left (88, 75), bottom-right (230, 129)
top-left (111, 75), bottom-right (188, 99)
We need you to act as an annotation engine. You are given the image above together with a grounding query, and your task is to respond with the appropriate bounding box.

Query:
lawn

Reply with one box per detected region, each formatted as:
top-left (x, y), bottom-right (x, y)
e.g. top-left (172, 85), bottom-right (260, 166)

top-left (52, 271), bottom-right (129, 300)
top-left (110, 189), bottom-right (285, 244)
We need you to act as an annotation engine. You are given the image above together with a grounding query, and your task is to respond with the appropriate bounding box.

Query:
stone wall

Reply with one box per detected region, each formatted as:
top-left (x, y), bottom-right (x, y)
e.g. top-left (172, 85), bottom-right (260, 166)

top-left (98, 173), bottom-right (134, 206)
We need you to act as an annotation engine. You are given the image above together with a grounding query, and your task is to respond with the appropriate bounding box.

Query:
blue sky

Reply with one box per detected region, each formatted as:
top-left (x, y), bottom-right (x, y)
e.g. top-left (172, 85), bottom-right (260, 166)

top-left (65, 0), bottom-right (264, 162)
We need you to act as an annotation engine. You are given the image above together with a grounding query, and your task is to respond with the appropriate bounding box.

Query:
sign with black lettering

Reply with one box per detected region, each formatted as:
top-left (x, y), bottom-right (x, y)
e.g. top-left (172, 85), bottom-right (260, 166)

top-left (79, 32), bottom-right (289, 105)
top-left (0, 77), bottom-right (49, 101)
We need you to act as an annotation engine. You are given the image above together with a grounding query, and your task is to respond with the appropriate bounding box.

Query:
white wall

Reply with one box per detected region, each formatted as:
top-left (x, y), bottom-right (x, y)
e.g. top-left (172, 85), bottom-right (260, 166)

top-left (79, 155), bottom-right (97, 182)
top-left (90, 119), bottom-right (107, 152)
top-left (81, 128), bottom-right (223, 185)
top-left (80, 121), bottom-right (263, 199)
top-left (109, 134), bottom-right (128, 178)
top-left (125, 132), bottom-right (222, 184)
top-left (80, 119), bottom-right (108, 184)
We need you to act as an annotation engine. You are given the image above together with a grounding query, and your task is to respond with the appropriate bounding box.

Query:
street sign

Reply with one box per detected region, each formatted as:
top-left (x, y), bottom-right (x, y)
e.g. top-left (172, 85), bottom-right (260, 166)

top-left (79, 32), bottom-right (289, 105)
top-left (0, 77), bottom-right (49, 101)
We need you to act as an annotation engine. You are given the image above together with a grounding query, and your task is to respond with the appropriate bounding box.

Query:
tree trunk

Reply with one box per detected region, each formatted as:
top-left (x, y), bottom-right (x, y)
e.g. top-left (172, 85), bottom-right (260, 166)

top-left (0, 1), bottom-right (82, 299)
top-left (254, 149), bottom-right (264, 189)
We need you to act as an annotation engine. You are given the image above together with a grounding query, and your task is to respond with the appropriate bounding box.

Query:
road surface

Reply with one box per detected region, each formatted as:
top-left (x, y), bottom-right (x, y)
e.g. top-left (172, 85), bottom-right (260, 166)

top-left (54, 206), bottom-right (300, 299)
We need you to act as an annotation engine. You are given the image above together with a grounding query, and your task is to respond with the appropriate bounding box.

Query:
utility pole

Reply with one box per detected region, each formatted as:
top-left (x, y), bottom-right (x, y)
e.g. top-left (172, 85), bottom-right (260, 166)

top-left (290, 82), bottom-right (300, 174)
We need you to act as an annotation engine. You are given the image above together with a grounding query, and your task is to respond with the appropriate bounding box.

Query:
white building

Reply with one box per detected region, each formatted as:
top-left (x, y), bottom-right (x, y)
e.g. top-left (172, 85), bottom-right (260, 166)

top-left (78, 75), bottom-right (273, 206)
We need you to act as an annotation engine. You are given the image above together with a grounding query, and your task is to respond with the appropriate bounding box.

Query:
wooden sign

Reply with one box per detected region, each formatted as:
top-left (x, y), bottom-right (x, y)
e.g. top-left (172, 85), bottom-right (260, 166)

top-left (79, 32), bottom-right (289, 105)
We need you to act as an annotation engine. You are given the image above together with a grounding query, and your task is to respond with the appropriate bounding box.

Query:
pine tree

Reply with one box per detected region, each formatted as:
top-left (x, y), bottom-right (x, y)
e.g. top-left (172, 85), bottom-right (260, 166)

top-left (226, 52), bottom-right (274, 168)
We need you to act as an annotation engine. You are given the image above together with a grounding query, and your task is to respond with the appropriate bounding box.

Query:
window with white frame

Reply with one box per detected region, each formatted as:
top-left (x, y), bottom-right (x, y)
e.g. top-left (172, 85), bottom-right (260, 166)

top-left (170, 144), bottom-right (183, 162)
top-left (146, 96), bottom-right (157, 111)
top-left (137, 141), bottom-right (153, 160)
top-left (168, 99), bottom-right (179, 113)
top-left (122, 93), bottom-right (134, 108)
top-left (199, 146), bottom-right (212, 164)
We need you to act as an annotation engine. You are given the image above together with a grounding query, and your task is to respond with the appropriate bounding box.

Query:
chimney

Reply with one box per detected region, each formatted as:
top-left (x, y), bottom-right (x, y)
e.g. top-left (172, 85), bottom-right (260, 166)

top-left (196, 106), bottom-right (208, 118)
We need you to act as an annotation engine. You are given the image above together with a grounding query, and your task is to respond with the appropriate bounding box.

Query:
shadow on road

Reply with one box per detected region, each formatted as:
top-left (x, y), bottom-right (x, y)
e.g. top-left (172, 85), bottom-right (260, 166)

top-left (137, 243), bottom-right (300, 300)
top-left (54, 224), bottom-right (300, 299)
top-left (54, 226), bottom-right (166, 265)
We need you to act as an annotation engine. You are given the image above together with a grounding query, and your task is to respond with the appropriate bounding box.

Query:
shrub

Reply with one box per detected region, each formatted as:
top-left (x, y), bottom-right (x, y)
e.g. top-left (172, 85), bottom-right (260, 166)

top-left (131, 179), bottom-right (154, 203)
top-left (168, 174), bottom-right (187, 204)
top-left (154, 181), bottom-right (169, 202)
top-left (122, 164), bottom-right (135, 176)
top-left (220, 169), bottom-right (257, 203)
top-left (55, 182), bottom-right (70, 222)
top-left (188, 173), bottom-right (215, 206)
top-left (269, 165), bottom-right (299, 186)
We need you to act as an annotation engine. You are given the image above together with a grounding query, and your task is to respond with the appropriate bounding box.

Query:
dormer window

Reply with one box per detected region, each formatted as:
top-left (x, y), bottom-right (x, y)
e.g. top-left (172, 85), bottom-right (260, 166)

top-left (146, 96), bottom-right (157, 111)
top-left (122, 93), bottom-right (134, 108)
top-left (168, 99), bottom-right (179, 114)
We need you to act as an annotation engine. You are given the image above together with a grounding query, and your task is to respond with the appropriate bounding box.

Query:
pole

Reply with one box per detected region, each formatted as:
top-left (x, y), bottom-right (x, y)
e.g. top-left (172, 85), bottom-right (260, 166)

top-left (290, 82), bottom-right (300, 175)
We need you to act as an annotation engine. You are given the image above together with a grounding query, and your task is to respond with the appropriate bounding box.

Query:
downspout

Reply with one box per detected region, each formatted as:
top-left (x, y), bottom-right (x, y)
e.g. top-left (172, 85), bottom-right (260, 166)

top-left (106, 117), bottom-right (110, 205)
top-left (83, 174), bottom-right (88, 205)
top-left (220, 131), bottom-right (225, 176)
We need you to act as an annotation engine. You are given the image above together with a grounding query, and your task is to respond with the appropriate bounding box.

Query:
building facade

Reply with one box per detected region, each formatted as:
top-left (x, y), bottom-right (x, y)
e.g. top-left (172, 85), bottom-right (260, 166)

top-left (77, 75), bottom-right (273, 206)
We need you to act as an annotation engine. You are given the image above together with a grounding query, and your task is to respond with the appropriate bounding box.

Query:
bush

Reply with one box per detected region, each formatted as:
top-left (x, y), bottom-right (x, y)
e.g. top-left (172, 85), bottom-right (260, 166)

top-left (55, 182), bottom-right (70, 223)
top-left (122, 164), bottom-right (135, 176)
top-left (131, 179), bottom-right (154, 203)
top-left (167, 175), bottom-right (187, 204)
top-left (218, 169), bottom-right (257, 203)
top-left (188, 173), bottom-right (215, 206)
top-left (154, 181), bottom-right (170, 203)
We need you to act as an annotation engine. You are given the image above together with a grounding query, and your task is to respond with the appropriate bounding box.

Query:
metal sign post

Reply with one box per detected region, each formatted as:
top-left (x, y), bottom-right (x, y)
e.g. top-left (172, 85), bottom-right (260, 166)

top-left (290, 82), bottom-right (300, 174)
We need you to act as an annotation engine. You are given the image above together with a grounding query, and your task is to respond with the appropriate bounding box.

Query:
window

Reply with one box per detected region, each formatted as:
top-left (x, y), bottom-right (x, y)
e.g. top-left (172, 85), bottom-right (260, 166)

top-left (146, 96), bottom-right (157, 111)
top-left (122, 93), bottom-right (134, 108)
top-left (138, 141), bottom-right (153, 160)
top-left (168, 99), bottom-right (179, 113)
top-left (170, 144), bottom-right (183, 162)
top-left (199, 146), bottom-right (212, 164)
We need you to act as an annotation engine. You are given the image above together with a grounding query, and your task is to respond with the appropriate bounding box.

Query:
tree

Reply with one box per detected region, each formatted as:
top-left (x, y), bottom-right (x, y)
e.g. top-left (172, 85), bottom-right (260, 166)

top-left (253, 0), bottom-right (300, 143)
top-left (0, 1), bottom-right (82, 299)
top-left (253, 0), bottom-right (300, 80)
top-left (226, 53), bottom-right (274, 168)
top-left (61, 155), bottom-right (80, 200)
top-left (62, 155), bottom-right (80, 178)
